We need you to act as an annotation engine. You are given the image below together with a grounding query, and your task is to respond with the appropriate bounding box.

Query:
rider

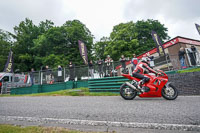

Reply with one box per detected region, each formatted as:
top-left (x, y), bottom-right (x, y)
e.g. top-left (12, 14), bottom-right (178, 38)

top-left (132, 57), bottom-right (160, 92)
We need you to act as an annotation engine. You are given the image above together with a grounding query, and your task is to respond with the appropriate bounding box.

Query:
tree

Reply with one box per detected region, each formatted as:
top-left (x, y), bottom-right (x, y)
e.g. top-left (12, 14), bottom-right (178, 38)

top-left (33, 26), bottom-right (70, 68)
top-left (12, 18), bottom-right (55, 71)
top-left (0, 29), bottom-right (12, 71)
top-left (38, 20), bottom-right (54, 33)
top-left (12, 18), bottom-right (41, 71)
top-left (104, 21), bottom-right (139, 61)
top-left (135, 19), bottom-right (169, 54)
top-left (33, 20), bottom-right (94, 69)
top-left (12, 18), bottom-right (94, 72)
top-left (63, 20), bottom-right (94, 64)
top-left (94, 36), bottom-right (109, 60)
top-left (96, 19), bottom-right (169, 61)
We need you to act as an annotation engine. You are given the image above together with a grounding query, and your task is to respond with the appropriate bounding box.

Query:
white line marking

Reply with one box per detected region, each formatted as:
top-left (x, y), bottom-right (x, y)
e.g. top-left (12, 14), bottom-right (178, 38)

top-left (0, 116), bottom-right (199, 131)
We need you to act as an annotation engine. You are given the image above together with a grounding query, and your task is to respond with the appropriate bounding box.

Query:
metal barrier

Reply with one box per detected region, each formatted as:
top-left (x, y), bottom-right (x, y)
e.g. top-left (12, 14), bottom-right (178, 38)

top-left (88, 76), bottom-right (129, 93)
top-left (1, 82), bottom-right (8, 94)
top-left (1, 52), bottom-right (200, 94)
top-left (0, 73), bottom-right (31, 94)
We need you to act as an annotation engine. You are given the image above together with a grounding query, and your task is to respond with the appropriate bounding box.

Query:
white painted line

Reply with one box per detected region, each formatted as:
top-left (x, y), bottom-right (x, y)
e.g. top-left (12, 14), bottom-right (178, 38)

top-left (0, 116), bottom-right (200, 131)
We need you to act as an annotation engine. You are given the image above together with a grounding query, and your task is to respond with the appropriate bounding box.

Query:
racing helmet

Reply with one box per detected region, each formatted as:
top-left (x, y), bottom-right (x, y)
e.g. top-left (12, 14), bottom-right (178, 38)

top-left (141, 57), bottom-right (150, 62)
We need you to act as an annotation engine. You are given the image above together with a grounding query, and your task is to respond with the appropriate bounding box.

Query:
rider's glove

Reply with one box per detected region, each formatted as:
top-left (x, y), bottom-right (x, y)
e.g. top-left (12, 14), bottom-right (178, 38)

top-left (157, 72), bottom-right (161, 76)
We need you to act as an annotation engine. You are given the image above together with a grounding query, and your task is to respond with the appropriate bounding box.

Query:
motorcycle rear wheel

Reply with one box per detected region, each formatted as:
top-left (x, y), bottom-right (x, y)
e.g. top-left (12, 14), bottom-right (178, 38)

top-left (162, 83), bottom-right (178, 100)
top-left (120, 83), bottom-right (137, 100)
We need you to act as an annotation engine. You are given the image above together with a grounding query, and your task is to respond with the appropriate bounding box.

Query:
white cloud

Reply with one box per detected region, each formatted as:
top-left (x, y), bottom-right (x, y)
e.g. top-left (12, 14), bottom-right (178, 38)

top-left (62, 0), bottom-right (127, 40)
top-left (0, 0), bottom-right (72, 32)
top-left (124, 0), bottom-right (200, 40)
top-left (0, 0), bottom-right (199, 41)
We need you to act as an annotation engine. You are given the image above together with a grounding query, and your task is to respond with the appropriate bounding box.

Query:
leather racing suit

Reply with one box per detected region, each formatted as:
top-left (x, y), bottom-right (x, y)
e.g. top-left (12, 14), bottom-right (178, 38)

top-left (132, 61), bottom-right (158, 90)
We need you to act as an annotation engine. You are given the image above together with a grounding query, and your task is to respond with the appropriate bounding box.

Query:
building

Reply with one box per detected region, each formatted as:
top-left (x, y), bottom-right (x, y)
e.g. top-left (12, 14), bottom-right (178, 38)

top-left (116, 36), bottom-right (200, 74)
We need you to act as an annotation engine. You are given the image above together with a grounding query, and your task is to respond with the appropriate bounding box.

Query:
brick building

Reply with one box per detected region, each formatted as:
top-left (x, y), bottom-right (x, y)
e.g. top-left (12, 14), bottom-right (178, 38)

top-left (137, 36), bottom-right (200, 70)
top-left (116, 36), bottom-right (200, 74)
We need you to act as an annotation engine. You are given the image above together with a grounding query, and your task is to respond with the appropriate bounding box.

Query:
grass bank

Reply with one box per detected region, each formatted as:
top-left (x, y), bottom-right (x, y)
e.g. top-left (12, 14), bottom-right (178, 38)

top-left (0, 124), bottom-right (109, 133)
top-left (177, 66), bottom-right (200, 73)
top-left (0, 87), bottom-right (119, 97)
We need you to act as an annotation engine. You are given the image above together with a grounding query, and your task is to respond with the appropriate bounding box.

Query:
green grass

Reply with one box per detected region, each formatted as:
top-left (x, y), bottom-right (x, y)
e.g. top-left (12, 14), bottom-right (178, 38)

top-left (0, 87), bottom-right (119, 97)
top-left (177, 67), bottom-right (200, 73)
top-left (0, 124), bottom-right (110, 133)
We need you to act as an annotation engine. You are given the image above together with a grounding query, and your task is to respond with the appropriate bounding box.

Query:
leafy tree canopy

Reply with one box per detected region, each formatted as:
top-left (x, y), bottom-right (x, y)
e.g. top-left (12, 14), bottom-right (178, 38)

top-left (0, 29), bottom-right (12, 71)
top-left (94, 19), bottom-right (169, 61)
top-left (8, 18), bottom-right (94, 72)
top-left (0, 18), bottom-right (168, 72)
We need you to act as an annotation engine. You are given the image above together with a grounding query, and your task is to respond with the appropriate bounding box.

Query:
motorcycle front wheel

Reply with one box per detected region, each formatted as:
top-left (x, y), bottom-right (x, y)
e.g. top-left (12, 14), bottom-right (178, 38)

top-left (120, 83), bottom-right (137, 100)
top-left (162, 83), bottom-right (178, 100)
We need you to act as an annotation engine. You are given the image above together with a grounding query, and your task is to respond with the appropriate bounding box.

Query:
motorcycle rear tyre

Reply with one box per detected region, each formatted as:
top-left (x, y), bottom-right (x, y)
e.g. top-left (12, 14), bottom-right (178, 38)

top-left (162, 83), bottom-right (178, 100)
top-left (120, 83), bottom-right (137, 100)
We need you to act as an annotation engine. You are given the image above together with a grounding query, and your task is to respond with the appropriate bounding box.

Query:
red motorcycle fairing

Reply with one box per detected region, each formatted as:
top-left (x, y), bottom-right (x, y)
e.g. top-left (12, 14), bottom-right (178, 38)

top-left (122, 70), bottom-right (168, 98)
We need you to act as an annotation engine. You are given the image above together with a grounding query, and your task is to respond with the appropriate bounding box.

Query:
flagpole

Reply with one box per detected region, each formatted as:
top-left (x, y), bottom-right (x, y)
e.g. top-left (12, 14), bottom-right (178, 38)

top-left (151, 30), bottom-right (170, 71)
top-left (165, 54), bottom-right (170, 71)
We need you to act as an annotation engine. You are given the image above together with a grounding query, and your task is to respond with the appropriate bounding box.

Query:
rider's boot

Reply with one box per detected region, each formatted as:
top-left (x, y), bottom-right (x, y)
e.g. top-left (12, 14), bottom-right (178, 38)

top-left (137, 81), bottom-right (149, 93)
top-left (136, 81), bottom-right (143, 92)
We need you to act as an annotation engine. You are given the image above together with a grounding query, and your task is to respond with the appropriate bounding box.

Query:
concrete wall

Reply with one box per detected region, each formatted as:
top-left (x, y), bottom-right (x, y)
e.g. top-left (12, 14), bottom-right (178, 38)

top-left (168, 72), bottom-right (200, 95)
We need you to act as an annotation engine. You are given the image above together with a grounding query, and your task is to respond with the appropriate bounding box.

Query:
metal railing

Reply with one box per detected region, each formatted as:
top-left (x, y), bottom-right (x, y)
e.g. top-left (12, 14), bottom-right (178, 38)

top-left (1, 52), bottom-right (200, 94)
top-left (31, 52), bottom-right (200, 85)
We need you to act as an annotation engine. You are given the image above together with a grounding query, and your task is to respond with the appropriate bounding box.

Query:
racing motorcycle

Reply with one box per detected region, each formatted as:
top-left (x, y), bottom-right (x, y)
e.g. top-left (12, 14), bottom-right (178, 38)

top-left (120, 70), bottom-right (178, 100)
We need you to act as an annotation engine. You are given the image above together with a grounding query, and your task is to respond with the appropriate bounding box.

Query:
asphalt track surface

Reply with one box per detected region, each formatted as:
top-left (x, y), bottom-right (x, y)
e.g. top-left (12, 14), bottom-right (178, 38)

top-left (0, 96), bottom-right (200, 132)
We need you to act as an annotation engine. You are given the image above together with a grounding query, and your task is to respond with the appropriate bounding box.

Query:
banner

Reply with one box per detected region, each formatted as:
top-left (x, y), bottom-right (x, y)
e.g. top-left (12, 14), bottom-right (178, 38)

top-left (78, 40), bottom-right (88, 65)
top-left (151, 30), bottom-right (165, 56)
top-left (195, 23), bottom-right (200, 35)
top-left (3, 49), bottom-right (14, 73)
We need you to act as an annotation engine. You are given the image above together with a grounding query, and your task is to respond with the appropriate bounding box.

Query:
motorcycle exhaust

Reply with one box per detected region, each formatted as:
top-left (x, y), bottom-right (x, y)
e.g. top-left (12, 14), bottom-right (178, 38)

top-left (125, 82), bottom-right (141, 92)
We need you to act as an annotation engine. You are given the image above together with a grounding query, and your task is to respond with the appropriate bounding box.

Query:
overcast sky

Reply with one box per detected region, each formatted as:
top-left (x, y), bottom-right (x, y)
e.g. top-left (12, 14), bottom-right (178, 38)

top-left (0, 0), bottom-right (200, 42)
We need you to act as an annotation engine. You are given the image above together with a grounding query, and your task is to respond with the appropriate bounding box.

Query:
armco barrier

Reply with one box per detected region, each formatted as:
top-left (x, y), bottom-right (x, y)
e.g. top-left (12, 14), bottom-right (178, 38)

top-left (89, 71), bottom-right (200, 95)
top-left (10, 81), bottom-right (88, 95)
top-left (10, 69), bottom-right (200, 95)
top-left (76, 81), bottom-right (88, 88)
top-left (88, 76), bottom-right (129, 92)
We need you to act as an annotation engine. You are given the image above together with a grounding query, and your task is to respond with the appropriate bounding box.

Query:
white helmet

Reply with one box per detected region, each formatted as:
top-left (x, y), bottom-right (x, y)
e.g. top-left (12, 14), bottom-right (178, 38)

top-left (141, 57), bottom-right (150, 62)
